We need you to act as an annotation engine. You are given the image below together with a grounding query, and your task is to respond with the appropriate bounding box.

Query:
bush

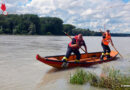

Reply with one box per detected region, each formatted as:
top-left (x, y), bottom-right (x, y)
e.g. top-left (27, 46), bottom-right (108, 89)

top-left (69, 68), bottom-right (130, 89)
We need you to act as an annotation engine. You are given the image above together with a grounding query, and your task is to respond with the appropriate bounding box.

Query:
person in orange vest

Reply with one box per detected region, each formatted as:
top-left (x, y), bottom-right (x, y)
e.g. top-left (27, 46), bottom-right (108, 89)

top-left (62, 34), bottom-right (87, 62)
top-left (100, 29), bottom-right (114, 60)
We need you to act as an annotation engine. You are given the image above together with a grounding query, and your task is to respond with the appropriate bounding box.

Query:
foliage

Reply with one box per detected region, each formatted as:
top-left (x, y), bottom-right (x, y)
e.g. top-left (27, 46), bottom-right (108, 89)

top-left (69, 68), bottom-right (130, 89)
top-left (0, 14), bottom-right (63, 35)
top-left (70, 69), bottom-right (98, 85)
top-left (70, 69), bottom-right (88, 84)
top-left (63, 24), bottom-right (76, 35)
top-left (0, 14), bottom-right (130, 36)
top-left (40, 17), bottom-right (63, 35)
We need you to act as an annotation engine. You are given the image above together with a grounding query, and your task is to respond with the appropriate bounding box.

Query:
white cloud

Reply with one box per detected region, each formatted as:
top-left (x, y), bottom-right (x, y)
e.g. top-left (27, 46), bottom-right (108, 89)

top-left (81, 9), bottom-right (93, 16)
top-left (3, 0), bottom-right (130, 33)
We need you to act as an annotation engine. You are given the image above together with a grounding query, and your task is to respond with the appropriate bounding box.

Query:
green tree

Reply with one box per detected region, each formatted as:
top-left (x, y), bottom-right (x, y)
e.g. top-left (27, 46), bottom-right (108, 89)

top-left (28, 23), bottom-right (36, 35)
top-left (0, 26), bottom-right (4, 34)
top-left (40, 17), bottom-right (63, 35)
top-left (63, 24), bottom-right (76, 35)
top-left (13, 25), bottom-right (21, 34)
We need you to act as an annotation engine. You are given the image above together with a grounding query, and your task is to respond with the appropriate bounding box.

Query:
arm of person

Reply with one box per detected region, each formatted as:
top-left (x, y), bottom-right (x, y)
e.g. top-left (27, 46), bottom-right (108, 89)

top-left (70, 38), bottom-right (79, 48)
top-left (99, 29), bottom-right (104, 35)
top-left (70, 44), bottom-right (78, 47)
top-left (83, 41), bottom-right (88, 53)
top-left (84, 45), bottom-right (88, 53)
top-left (110, 38), bottom-right (114, 46)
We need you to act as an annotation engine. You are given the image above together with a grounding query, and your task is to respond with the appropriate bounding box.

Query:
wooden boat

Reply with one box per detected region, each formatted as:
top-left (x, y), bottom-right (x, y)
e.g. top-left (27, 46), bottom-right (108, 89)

top-left (36, 50), bottom-right (118, 69)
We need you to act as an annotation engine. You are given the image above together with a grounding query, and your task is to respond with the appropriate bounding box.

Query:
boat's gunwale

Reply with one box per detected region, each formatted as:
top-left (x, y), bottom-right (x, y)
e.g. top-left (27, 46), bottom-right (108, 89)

top-left (45, 51), bottom-right (102, 58)
top-left (45, 53), bottom-right (118, 64)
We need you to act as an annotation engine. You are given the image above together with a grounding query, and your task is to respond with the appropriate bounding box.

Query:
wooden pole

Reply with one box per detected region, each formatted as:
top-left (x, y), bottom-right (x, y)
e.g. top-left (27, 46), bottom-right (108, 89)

top-left (112, 46), bottom-right (123, 58)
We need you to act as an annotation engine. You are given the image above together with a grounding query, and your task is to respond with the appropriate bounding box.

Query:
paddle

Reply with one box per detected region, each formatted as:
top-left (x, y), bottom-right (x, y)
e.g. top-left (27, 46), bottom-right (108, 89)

top-left (63, 32), bottom-right (87, 53)
top-left (112, 45), bottom-right (123, 58)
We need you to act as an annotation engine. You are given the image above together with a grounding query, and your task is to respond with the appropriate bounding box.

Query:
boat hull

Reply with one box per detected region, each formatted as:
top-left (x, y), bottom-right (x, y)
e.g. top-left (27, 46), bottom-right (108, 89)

top-left (36, 50), bottom-right (118, 69)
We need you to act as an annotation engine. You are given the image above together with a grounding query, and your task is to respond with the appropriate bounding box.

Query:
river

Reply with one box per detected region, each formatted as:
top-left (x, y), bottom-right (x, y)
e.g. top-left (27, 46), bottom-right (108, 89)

top-left (0, 35), bottom-right (129, 90)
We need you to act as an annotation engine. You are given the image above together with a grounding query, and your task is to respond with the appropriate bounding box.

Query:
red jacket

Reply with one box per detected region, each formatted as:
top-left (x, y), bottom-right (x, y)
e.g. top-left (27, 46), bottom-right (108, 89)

top-left (102, 32), bottom-right (111, 45)
top-left (69, 35), bottom-right (84, 49)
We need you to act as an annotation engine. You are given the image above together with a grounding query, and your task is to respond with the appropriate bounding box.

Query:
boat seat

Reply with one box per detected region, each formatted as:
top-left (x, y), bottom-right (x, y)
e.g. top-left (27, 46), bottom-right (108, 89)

top-left (68, 57), bottom-right (99, 62)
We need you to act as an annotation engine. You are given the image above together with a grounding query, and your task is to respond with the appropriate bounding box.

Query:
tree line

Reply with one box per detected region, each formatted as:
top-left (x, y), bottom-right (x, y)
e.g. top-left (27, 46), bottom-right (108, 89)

top-left (0, 14), bottom-right (129, 36)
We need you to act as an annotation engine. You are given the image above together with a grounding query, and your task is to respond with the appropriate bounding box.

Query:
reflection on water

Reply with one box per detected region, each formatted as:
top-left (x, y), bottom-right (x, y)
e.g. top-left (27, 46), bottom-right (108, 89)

top-left (37, 68), bottom-right (69, 87)
top-left (0, 35), bottom-right (129, 90)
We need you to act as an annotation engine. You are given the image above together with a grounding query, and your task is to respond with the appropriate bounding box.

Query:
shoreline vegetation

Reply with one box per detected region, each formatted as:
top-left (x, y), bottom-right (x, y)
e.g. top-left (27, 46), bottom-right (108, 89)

top-left (0, 14), bottom-right (130, 37)
top-left (69, 67), bottom-right (130, 90)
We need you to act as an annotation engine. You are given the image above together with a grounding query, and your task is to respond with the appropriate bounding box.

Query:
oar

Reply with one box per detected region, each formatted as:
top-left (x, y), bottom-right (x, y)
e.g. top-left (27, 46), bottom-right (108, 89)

top-left (112, 45), bottom-right (123, 58)
top-left (64, 32), bottom-right (87, 53)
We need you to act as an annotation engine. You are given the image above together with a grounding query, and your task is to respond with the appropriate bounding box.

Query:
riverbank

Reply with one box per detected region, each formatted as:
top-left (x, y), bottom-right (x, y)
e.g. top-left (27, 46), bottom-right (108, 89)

top-left (0, 34), bottom-right (130, 37)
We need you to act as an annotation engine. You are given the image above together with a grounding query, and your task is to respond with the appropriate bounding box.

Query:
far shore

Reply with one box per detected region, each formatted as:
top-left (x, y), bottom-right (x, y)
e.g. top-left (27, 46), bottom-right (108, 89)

top-left (0, 34), bottom-right (130, 37)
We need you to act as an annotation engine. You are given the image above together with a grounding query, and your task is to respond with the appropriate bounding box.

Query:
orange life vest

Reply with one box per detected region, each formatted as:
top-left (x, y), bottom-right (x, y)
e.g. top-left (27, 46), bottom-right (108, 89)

top-left (69, 35), bottom-right (84, 49)
top-left (102, 32), bottom-right (111, 45)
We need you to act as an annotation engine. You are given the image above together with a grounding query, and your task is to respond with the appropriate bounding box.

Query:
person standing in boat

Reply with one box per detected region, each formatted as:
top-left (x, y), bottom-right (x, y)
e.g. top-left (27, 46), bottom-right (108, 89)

top-left (62, 34), bottom-right (87, 62)
top-left (99, 29), bottom-right (114, 60)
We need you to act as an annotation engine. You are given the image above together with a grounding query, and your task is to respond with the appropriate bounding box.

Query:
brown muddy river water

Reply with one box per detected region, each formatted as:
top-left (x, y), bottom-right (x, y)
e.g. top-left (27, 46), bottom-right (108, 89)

top-left (0, 35), bottom-right (129, 90)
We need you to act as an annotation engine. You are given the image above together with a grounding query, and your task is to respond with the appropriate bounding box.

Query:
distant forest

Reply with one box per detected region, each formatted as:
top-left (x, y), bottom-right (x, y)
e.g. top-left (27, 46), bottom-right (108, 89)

top-left (0, 14), bottom-right (130, 36)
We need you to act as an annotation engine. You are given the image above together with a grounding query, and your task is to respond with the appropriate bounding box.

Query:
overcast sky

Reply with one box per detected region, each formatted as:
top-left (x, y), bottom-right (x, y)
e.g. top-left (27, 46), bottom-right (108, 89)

top-left (1, 0), bottom-right (130, 33)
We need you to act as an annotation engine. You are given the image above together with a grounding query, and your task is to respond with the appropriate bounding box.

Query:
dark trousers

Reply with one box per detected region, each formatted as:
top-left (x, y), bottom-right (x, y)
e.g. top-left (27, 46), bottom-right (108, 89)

top-left (65, 46), bottom-right (81, 60)
top-left (101, 42), bottom-right (111, 53)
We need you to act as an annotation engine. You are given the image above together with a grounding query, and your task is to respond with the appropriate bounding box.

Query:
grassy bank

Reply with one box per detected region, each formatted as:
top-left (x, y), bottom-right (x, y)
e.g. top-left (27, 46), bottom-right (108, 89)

top-left (69, 68), bottom-right (130, 90)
